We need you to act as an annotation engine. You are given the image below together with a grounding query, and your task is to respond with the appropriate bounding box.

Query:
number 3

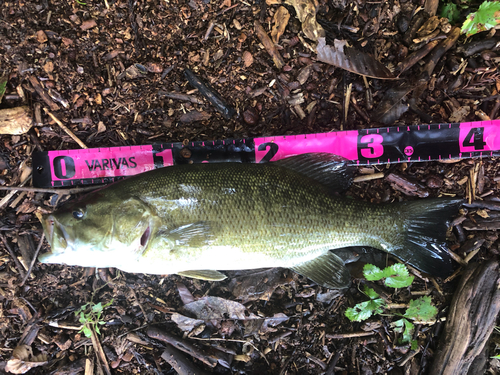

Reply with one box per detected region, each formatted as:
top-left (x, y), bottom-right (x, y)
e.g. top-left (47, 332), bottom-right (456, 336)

top-left (360, 134), bottom-right (384, 158)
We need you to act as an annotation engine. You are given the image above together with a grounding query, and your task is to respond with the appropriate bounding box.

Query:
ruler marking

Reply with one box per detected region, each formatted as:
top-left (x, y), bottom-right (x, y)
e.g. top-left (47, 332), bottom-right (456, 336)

top-left (33, 120), bottom-right (500, 188)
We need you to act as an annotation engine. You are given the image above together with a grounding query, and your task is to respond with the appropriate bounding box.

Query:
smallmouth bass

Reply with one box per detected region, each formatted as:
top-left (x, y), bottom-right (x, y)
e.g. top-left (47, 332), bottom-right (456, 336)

top-left (39, 154), bottom-right (461, 288)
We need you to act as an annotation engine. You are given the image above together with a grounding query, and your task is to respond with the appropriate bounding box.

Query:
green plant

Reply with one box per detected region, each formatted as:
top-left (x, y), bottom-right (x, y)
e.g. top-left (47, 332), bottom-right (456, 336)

top-left (462, 1), bottom-right (500, 36)
top-left (75, 299), bottom-right (113, 338)
top-left (345, 264), bottom-right (437, 348)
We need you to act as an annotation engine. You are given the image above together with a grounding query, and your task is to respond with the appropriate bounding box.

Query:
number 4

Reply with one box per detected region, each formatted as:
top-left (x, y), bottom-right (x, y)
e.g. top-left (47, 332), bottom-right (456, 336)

top-left (462, 127), bottom-right (486, 150)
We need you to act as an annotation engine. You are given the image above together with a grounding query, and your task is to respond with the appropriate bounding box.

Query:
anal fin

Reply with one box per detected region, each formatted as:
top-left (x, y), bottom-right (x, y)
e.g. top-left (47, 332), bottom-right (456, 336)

top-left (177, 270), bottom-right (227, 281)
top-left (290, 252), bottom-right (351, 289)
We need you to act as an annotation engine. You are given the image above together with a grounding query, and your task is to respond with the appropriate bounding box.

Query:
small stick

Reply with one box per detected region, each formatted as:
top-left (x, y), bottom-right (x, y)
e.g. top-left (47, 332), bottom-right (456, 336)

top-left (90, 327), bottom-right (112, 375)
top-left (203, 21), bottom-right (215, 41)
top-left (464, 247), bottom-right (481, 263)
top-left (0, 185), bottom-right (102, 194)
top-left (353, 172), bottom-right (385, 183)
top-left (326, 331), bottom-right (375, 339)
top-left (43, 108), bottom-right (88, 149)
top-left (0, 234), bottom-right (26, 279)
top-left (28, 76), bottom-right (59, 111)
top-left (448, 249), bottom-right (467, 266)
top-left (20, 233), bottom-right (44, 287)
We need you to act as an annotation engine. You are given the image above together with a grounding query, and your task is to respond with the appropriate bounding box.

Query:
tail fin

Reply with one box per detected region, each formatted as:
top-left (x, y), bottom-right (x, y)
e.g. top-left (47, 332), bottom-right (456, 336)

top-left (391, 199), bottom-right (462, 278)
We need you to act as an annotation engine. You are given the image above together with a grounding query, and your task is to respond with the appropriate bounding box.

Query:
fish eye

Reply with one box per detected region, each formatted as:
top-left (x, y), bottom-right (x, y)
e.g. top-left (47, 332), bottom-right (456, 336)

top-left (72, 209), bottom-right (85, 219)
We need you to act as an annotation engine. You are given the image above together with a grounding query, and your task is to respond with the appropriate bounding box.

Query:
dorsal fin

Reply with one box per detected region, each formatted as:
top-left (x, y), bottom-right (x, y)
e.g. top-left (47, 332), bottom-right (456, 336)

top-left (273, 153), bottom-right (354, 192)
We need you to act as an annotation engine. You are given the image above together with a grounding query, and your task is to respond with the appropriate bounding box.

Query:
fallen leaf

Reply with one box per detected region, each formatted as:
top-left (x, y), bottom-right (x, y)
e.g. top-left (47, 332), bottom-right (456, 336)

top-left (228, 268), bottom-right (287, 303)
top-left (0, 107), bottom-right (33, 135)
top-left (184, 296), bottom-right (255, 320)
top-left (171, 313), bottom-right (205, 333)
top-left (285, 0), bottom-right (325, 41)
top-left (316, 38), bottom-right (395, 79)
top-left (5, 345), bottom-right (48, 374)
top-left (372, 83), bottom-right (413, 124)
top-left (271, 6), bottom-right (290, 44)
top-left (177, 282), bottom-right (195, 305)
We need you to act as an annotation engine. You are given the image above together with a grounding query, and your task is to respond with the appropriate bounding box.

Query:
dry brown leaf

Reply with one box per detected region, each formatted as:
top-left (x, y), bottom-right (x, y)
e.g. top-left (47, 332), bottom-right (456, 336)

top-left (0, 107), bottom-right (33, 135)
top-left (316, 38), bottom-right (395, 79)
top-left (5, 345), bottom-right (48, 374)
top-left (243, 51), bottom-right (254, 68)
top-left (284, 0), bottom-right (324, 41)
top-left (271, 6), bottom-right (290, 44)
top-left (171, 313), bottom-right (205, 333)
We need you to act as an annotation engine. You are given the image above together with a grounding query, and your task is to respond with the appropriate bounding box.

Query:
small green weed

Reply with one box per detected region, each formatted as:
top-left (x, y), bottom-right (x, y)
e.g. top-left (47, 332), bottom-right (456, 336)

top-left (75, 299), bottom-right (113, 338)
top-left (345, 264), bottom-right (437, 348)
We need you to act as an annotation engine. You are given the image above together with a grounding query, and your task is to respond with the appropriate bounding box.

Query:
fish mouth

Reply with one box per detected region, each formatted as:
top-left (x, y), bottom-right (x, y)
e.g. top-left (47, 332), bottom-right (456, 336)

top-left (39, 214), bottom-right (69, 263)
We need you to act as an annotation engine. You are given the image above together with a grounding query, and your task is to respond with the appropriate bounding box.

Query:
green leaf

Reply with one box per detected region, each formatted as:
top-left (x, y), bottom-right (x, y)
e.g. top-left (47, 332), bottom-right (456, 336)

top-left (363, 285), bottom-right (380, 300)
top-left (363, 264), bottom-right (385, 281)
top-left (461, 1), bottom-right (500, 36)
top-left (95, 326), bottom-right (101, 335)
top-left (404, 296), bottom-right (438, 321)
top-left (92, 302), bottom-right (103, 313)
top-left (383, 264), bottom-right (414, 289)
top-left (0, 75), bottom-right (7, 103)
top-left (411, 340), bottom-right (419, 351)
top-left (491, 354), bottom-right (500, 359)
top-left (440, 3), bottom-right (461, 24)
top-left (345, 294), bottom-right (385, 322)
top-left (83, 326), bottom-right (92, 338)
top-left (393, 318), bottom-right (414, 344)
top-left (98, 321), bottom-right (106, 325)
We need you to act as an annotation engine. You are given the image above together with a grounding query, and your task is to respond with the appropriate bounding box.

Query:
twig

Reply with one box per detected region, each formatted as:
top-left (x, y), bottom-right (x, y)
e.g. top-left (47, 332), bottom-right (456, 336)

top-left (43, 108), bottom-right (88, 149)
top-left (0, 185), bottom-right (102, 194)
top-left (325, 346), bottom-right (343, 375)
top-left (20, 233), bottom-right (44, 287)
top-left (353, 173), bottom-right (385, 183)
top-left (90, 327), bottom-right (112, 375)
top-left (326, 331), bottom-right (375, 339)
top-left (0, 174), bottom-right (32, 210)
top-left (0, 234), bottom-right (26, 279)
top-left (28, 75), bottom-right (59, 111)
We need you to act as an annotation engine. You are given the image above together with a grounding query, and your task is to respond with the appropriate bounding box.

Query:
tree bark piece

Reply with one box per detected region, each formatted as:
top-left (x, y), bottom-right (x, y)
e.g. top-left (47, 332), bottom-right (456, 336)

top-left (254, 21), bottom-right (285, 70)
top-left (0, 106), bottom-right (33, 135)
top-left (430, 260), bottom-right (500, 375)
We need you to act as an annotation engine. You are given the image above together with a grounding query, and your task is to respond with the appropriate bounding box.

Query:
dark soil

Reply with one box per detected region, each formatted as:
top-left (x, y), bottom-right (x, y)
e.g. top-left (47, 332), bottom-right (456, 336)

top-left (1, 0), bottom-right (500, 373)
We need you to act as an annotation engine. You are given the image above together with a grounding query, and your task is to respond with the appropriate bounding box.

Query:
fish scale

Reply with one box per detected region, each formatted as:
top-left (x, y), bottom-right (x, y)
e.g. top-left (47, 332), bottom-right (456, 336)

top-left (39, 154), bottom-right (461, 289)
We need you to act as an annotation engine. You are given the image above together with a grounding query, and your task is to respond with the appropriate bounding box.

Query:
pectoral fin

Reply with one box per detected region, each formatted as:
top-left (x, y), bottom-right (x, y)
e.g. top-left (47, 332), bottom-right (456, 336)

top-left (177, 270), bottom-right (227, 281)
top-left (168, 221), bottom-right (214, 247)
top-left (291, 252), bottom-right (351, 289)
